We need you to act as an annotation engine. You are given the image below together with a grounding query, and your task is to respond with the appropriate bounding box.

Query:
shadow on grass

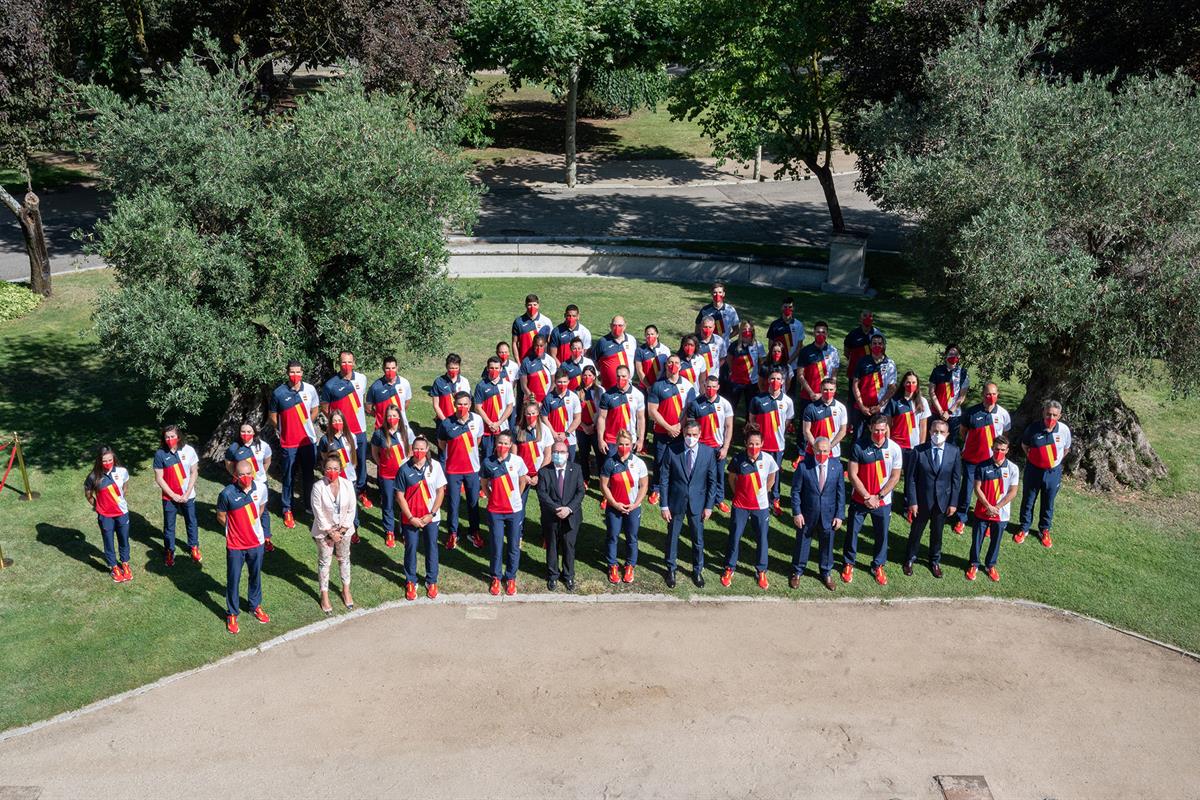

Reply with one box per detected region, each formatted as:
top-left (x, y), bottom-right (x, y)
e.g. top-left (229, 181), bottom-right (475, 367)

top-left (36, 522), bottom-right (108, 574)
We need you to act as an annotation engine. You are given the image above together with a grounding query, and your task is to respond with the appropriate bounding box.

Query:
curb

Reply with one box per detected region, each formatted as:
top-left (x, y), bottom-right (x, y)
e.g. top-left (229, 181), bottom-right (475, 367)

top-left (1, 593), bottom-right (1195, 744)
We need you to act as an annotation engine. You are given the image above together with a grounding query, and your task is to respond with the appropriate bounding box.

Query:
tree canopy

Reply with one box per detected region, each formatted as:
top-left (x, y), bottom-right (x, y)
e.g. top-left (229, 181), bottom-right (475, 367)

top-left (855, 7), bottom-right (1200, 489)
top-left (79, 47), bottom-right (481, 451)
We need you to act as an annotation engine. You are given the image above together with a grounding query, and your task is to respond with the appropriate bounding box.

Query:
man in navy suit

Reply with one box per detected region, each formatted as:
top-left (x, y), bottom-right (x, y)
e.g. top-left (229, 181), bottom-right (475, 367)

top-left (789, 436), bottom-right (845, 590)
top-left (903, 418), bottom-right (962, 578)
top-left (659, 418), bottom-right (719, 588)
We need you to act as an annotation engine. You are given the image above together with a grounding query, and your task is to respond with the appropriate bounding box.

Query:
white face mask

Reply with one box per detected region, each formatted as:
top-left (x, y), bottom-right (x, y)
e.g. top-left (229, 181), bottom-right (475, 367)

top-left (683, 435), bottom-right (699, 448)
top-left (931, 433), bottom-right (946, 447)
top-left (551, 452), bottom-right (568, 467)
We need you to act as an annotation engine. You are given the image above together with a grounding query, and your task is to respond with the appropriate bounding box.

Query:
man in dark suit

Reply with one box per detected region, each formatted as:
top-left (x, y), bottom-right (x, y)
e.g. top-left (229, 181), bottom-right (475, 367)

top-left (903, 418), bottom-right (961, 578)
top-left (789, 436), bottom-right (845, 590)
top-left (536, 440), bottom-right (584, 590)
top-left (659, 418), bottom-right (719, 588)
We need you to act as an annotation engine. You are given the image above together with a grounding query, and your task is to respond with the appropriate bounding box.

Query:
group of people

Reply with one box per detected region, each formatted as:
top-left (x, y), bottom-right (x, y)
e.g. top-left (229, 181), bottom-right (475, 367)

top-left (83, 284), bottom-right (1073, 633)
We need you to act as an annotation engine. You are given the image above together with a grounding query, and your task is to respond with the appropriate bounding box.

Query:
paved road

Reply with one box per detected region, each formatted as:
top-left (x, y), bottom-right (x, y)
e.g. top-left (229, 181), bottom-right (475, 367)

top-left (2, 598), bottom-right (1195, 799)
top-left (1, 169), bottom-right (905, 282)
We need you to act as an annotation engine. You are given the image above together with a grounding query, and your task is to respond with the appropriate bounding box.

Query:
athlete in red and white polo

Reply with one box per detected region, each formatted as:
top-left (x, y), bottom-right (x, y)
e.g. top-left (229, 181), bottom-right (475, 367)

top-left (851, 333), bottom-right (897, 436)
top-left (429, 353), bottom-right (470, 423)
top-left (153, 424), bottom-right (199, 566)
top-left (84, 446), bottom-right (132, 583)
top-left (726, 321), bottom-right (765, 418)
top-left (395, 436), bottom-right (448, 600)
top-left (968, 436), bottom-right (1020, 582)
top-left (955, 382), bottom-right (1012, 532)
top-left (268, 360), bottom-right (319, 528)
top-left (474, 356), bottom-right (516, 463)
top-left (223, 422), bottom-right (272, 556)
top-left (561, 337), bottom-right (595, 390)
top-left (600, 429), bottom-right (650, 584)
top-left (518, 335), bottom-right (559, 405)
top-left (748, 368), bottom-right (795, 513)
top-left (593, 316), bottom-right (639, 390)
top-left (364, 355), bottom-right (412, 511)
top-left (511, 293), bottom-right (554, 363)
top-left (844, 414), bottom-right (904, 586)
top-left (437, 392), bottom-right (487, 550)
top-left (800, 378), bottom-right (849, 460)
top-left (216, 460), bottom-right (270, 634)
top-left (687, 374), bottom-right (734, 512)
top-left (887, 371), bottom-right (931, 490)
top-left (720, 425), bottom-right (779, 590)
top-left (596, 365), bottom-right (647, 458)
top-left (541, 369), bottom-right (582, 458)
top-left (695, 281), bottom-right (740, 343)
top-left (548, 304), bottom-right (592, 363)
top-left (480, 432), bottom-right (530, 596)
top-left (635, 325), bottom-right (672, 392)
top-left (321, 350), bottom-right (371, 505)
top-left (766, 297), bottom-right (805, 376)
top-left (795, 320), bottom-right (840, 411)
top-left (696, 315), bottom-right (728, 385)
top-left (843, 309), bottom-right (882, 386)
top-left (1017, 399), bottom-right (1071, 547)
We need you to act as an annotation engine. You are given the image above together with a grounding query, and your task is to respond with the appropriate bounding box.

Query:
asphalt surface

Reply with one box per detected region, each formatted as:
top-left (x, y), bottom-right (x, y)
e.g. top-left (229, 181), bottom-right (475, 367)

top-left (1, 598), bottom-right (1195, 799)
top-left (1, 169), bottom-right (906, 282)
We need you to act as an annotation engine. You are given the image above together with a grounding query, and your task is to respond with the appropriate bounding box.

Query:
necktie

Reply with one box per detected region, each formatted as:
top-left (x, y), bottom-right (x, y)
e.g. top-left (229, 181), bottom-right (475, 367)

top-left (557, 469), bottom-right (565, 497)
top-left (933, 447), bottom-right (942, 472)
top-left (686, 447), bottom-right (695, 477)
top-left (818, 463), bottom-right (826, 491)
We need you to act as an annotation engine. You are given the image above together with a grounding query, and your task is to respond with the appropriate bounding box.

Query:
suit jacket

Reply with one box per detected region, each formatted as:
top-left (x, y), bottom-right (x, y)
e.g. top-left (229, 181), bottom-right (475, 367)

top-left (536, 462), bottom-right (584, 519)
top-left (790, 455), bottom-right (845, 530)
top-left (659, 440), bottom-right (719, 514)
top-left (903, 441), bottom-right (962, 512)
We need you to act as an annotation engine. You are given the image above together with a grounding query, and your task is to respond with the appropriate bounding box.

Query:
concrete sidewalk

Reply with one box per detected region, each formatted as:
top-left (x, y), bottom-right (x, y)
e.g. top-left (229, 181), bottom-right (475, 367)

top-left (2, 598), bottom-right (1196, 798)
top-left (1, 161), bottom-right (905, 282)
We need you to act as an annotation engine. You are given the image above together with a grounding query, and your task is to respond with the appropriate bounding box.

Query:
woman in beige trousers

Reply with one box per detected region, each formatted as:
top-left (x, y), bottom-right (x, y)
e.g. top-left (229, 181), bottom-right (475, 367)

top-left (311, 453), bottom-right (357, 614)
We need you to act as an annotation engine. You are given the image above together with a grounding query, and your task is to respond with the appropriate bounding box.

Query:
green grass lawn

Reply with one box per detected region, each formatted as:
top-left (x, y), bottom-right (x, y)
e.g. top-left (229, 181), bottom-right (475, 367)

top-left (0, 161), bottom-right (94, 194)
top-left (1, 271), bottom-right (1198, 732)
top-left (467, 73), bottom-right (712, 162)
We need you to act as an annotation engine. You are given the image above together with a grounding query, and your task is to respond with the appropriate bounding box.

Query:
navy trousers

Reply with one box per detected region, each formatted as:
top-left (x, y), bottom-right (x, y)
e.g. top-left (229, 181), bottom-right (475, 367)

top-left (971, 518), bottom-right (1003, 568)
top-left (906, 507), bottom-right (947, 566)
top-left (487, 511), bottom-right (523, 581)
top-left (605, 506), bottom-right (642, 567)
top-left (402, 520), bottom-right (439, 583)
top-left (162, 498), bottom-right (198, 551)
top-left (445, 471), bottom-right (481, 534)
top-left (726, 506), bottom-right (770, 572)
top-left (377, 476), bottom-right (396, 534)
top-left (845, 502), bottom-right (891, 569)
top-left (956, 460), bottom-right (985, 526)
top-left (98, 513), bottom-right (130, 568)
top-left (665, 507), bottom-right (706, 575)
top-left (1019, 464), bottom-right (1062, 532)
top-left (793, 522), bottom-right (835, 578)
top-left (226, 545), bottom-right (264, 617)
top-left (280, 443), bottom-right (316, 513)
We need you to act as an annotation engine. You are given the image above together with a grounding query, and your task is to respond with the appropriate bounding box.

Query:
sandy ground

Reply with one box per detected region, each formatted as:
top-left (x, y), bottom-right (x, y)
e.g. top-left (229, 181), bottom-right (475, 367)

top-left (2, 598), bottom-right (1197, 799)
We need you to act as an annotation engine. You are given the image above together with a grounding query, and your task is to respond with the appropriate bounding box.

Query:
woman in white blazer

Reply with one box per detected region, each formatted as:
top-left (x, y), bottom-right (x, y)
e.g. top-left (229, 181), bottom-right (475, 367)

top-left (311, 453), bottom-right (357, 614)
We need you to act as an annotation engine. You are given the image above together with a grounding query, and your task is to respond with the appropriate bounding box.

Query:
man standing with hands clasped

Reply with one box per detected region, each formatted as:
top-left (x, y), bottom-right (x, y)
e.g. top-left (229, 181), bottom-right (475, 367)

top-left (790, 436), bottom-right (844, 591)
top-left (537, 441), bottom-right (584, 591)
top-left (902, 418), bottom-right (961, 578)
top-left (659, 418), bottom-right (719, 588)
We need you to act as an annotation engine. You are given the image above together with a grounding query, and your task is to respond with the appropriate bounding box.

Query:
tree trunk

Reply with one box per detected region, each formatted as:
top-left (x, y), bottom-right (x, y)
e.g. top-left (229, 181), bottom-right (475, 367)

top-left (806, 158), bottom-right (845, 233)
top-left (118, 0), bottom-right (151, 65)
top-left (0, 187), bottom-right (52, 296)
top-left (753, 144), bottom-right (762, 181)
top-left (1016, 367), bottom-right (1166, 492)
top-left (202, 387), bottom-right (273, 464)
top-left (564, 64), bottom-right (579, 188)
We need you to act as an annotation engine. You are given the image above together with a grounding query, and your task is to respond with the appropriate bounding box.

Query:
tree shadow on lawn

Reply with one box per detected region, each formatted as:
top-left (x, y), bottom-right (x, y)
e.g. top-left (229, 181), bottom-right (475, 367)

top-left (36, 522), bottom-right (108, 574)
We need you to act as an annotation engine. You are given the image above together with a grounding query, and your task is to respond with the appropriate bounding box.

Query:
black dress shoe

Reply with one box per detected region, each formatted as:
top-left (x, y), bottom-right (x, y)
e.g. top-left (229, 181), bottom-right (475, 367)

top-left (548, 578), bottom-right (558, 591)
top-left (564, 577), bottom-right (575, 591)
top-left (822, 574), bottom-right (836, 591)
top-left (788, 573), bottom-right (800, 589)
top-left (693, 572), bottom-right (705, 588)
top-left (665, 571), bottom-right (677, 589)
top-left (902, 561), bottom-right (914, 577)
top-left (930, 563), bottom-right (943, 579)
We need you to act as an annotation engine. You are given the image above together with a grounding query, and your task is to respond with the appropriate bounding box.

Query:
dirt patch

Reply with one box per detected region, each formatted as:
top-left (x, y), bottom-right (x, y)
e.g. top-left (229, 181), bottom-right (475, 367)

top-left (2, 599), bottom-right (1196, 799)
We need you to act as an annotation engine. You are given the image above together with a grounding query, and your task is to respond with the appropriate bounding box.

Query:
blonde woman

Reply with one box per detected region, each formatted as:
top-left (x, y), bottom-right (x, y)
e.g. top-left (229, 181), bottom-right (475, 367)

top-left (311, 453), bottom-right (356, 614)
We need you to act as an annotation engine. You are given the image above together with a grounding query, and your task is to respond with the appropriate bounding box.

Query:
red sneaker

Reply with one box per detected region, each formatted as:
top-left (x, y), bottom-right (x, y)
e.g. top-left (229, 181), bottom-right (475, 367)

top-left (469, 530), bottom-right (484, 549)
top-left (772, 498), bottom-right (782, 516)
top-left (479, 488), bottom-right (487, 499)
top-left (447, 533), bottom-right (458, 550)
top-left (717, 501), bottom-right (730, 513)
top-left (351, 532), bottom-right (361, 544)
top-left (283, 510), bottom-right (296, 529)
top-left (1014, 530), bottom-right (1028, 544)
top-left (190, 545), bottom-right (202, 563)
top-left (165, 550), bottom-right (175, 567)
top-left (122, 563), bottom-right (132, 582)
top-left (252, 606), bottom-right (270, 624)
top-left (1040, 530), bottom-right (1053, 548)
top-left (791, 457), bottom-right (802, 469)
top-left (489, 577), bottom-right (501, 595)
top-left (358, 492), bottom-right (374, 509)
top-left (608, 564), bottom-right (620, 584)
top-left (427, 583), bottom-right (438, 599)
top-left (966, 565), bottom-right (978, 581)
top-left (622, 564), bottom-right (634, 583)
top-left (757, 571), bottom-right (769, 590)
top-left (505, 579), bottom-right (516, 596)
top-left (720, 567), bottom-right (733, 587)
top-left (405, 581), bottom-right (416, 601)
top-left (264, 539), bottom-right (275, 552)
top-left (385, 531), bottom-right (396, 549)
top-left (953, 520), bottom-right (965, 535)
top-left (227, 615), bottom-right (239, 634)
top-left (841, 564), bottom-right (854, 584)
top-left (647, 491), bottom-right (660, 506)
top-left (984, 528), bottom-right (990, 538)
top-left (986, 566), bottom-right (1000, 582)
top-left (111, 565), bottom-right (123, 583)
top-left (872, 566), bottom-right (888, 586)
top-left (600, 498), bottom-right (608, 511)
